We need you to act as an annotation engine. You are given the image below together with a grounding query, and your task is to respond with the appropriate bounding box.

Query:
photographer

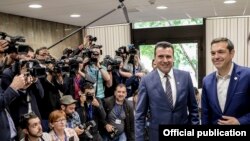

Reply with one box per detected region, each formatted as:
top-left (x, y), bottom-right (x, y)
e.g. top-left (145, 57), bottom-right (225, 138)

top-left (37, 60), bottom-right (65, 132)
top-left (60, 95), bottom-right (84, 136)
top-left (72, 35), bottom-right (96, 57)
top-left (103, 84), bottom-right (134, 141)
top-left (35, 47), bottom-right (50, 66)
top-left (0, 74), bottom-right (28, 141)
top-left (76, 82), bottom-right (106, 141)
top-left (103, 56), bottom-right (127, 98)
top-left (86, 46), bottom-right (111, 100)
top-left (1, 47), bottom-right (44, 140)
top-left (19, 112), bottom-right (52, 141)
top-left (123, 48), bottom-right (147, 97)
top-left (63, 57), bottom-right (95, 101)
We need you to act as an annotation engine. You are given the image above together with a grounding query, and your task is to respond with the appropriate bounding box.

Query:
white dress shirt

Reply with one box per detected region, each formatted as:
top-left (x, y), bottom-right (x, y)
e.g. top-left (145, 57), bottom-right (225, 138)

top-left (216, 63), bottom-right (234, 112)
top-left (157, 68), bottom-right (177, 107)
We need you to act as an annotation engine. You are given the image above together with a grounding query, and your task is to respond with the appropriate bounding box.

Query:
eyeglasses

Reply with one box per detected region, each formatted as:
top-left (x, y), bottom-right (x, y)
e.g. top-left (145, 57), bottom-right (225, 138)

top-left (21, 112), bottom-right (37, 120)
top-left (54, 118), bottom-right (66, 123)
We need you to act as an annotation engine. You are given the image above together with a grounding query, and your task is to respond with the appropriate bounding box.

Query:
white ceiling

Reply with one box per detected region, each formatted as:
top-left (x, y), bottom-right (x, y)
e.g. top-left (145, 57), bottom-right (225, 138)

top-left (0, 0), bottom-right (249, 27)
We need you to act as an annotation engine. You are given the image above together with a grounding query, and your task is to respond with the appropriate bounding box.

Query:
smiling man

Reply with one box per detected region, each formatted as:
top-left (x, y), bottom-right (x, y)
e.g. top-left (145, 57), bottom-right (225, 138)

top-left (135, 41), bottom-right (199, 141)
top-left (202, 37), bottom-right (250, 125)
top-left (103, 84), bottom-right (134, 141)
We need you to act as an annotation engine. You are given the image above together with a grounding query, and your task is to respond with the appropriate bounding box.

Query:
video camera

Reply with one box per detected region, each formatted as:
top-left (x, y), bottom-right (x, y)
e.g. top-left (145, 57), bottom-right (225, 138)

top-left (127, 44), bottom-right (137, 64)
top-left (103, 55), bottom-right (121, 71)
top-left (78, 120), bottom-right (96, 139)
top-left (0, 32), bottom-right (29, 54)
top-left (13, 60), bottom-right (46, 78)
top-left (115, 46), bottom-right (127, 56)
top-left (88, 35), bottom-right (97, 42)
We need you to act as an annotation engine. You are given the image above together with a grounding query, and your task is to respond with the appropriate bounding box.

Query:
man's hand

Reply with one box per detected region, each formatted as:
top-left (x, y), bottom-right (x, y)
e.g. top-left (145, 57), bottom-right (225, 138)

top-left (92, 98), bottom-right (100, 107)
top-left (9, 74), bottom-right (27, 91)
top-left (0, 39), bottom-right (8, 52)
top-left (74, 126), bottom-right (84, 135)
top-left (217, 116), bottom-right (240, 125)
top-left (105, 124), bottom-right (114, 132)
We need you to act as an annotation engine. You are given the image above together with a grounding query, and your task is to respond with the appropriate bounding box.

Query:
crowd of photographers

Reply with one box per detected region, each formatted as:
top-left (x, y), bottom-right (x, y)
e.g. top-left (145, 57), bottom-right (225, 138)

top-left (0, 32), bottom-right (148, 141)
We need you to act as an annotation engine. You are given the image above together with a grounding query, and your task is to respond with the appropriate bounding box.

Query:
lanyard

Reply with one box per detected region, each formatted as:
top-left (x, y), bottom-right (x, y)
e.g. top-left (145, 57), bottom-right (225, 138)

top-left (54, 130), bottom-right (67, 141)
top-left (87, 104), bottom-right (93, 121)
top-left (114, 104), bottom-right (124, 119)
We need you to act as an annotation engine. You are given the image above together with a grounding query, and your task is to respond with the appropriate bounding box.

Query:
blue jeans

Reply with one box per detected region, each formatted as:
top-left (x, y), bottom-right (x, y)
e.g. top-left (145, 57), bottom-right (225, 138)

top-left (102, 132), bottom-right (126, 141)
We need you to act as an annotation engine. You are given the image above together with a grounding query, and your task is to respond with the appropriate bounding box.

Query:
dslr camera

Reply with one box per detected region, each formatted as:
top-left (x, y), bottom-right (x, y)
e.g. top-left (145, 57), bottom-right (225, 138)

top-left (78, 120), bottom-right (96, 139)
top-left (109, 127), bottom-right (119, 139)
top-left (88, 35), bottom-right (97, 42)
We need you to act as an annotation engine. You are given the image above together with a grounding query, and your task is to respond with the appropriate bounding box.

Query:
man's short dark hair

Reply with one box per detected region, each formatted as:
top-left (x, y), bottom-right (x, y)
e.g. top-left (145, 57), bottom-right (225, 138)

top-left (80, 82), bottom-right (94, 93)
top-left (211, 37), bottom-right (234, 52)
top-left (35, 46), bottom-right (47, 55)
top-left (115, 83), bottom-right (126, 91)
top-left (154, 41), bottom-right (174, 57)
top-left (19, 112), bottom-right (38, 129)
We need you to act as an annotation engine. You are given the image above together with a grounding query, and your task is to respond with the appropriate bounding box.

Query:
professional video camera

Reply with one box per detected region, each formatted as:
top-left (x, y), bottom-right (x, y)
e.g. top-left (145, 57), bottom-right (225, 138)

top-left (88, 35), bottom-right (97, 42)
top-left (115, 46), bottom-right (127, 56)
top-left (13, 60), bottom-right (46, 78)
top-left (127, 44), bottom-right (137, 64)
top-left (78, 120), bottom-right (97, 139)
top-left (103, 55), bottom-right (121, 71)
top-left (0, 32), bottom-right (28, 53)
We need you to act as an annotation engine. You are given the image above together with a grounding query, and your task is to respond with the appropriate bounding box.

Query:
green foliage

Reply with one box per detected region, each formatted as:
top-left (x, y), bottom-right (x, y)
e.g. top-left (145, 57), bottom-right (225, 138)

top-left (134, 18), bottom-right (203, 29)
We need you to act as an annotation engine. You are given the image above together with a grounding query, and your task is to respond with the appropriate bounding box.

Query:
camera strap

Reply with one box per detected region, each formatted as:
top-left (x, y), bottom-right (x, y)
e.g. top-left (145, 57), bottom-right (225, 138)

top-left (87, 104), bottom-right (93, 120)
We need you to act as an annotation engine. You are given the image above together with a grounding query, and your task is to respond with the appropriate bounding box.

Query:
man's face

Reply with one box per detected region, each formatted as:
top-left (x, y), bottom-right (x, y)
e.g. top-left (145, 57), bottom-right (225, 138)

top-left (155, 47), bottom-right (174, 74)
top-left (115, 86), bottom-right (127, 102)
top-left (25, 51), bottom-right (34, 61)
top-left (91, 48), bottom-right (100, 59)
top-left (26, 117), bottom-right (43, 138)
top-left (36, 49), bottom-right (49, 61)
top-left (211, 42), bottom-right (234, 71)
top-left (63, 104), bottom-right (76, 116)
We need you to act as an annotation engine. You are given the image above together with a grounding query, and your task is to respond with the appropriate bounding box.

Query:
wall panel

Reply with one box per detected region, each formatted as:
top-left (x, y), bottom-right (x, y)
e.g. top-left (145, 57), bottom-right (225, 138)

top-left (0, 12), bottom-right (82, 59)
top-left (86, 24), bottom-right (131, 60)
top-left (205, 16), bottom-right (250, 75)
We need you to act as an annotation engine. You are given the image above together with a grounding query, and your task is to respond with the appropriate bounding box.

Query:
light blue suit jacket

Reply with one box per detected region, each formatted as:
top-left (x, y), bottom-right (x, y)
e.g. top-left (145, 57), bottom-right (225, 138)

top-left (135, 69), bottom-right (199, 141)
top-left (202, 63), bottom-right (250, 125)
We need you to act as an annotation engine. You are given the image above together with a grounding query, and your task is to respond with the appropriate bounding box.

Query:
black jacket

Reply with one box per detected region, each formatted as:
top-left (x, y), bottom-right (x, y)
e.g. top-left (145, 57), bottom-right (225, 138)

top-left (103, 96), bottom-right (135, 141)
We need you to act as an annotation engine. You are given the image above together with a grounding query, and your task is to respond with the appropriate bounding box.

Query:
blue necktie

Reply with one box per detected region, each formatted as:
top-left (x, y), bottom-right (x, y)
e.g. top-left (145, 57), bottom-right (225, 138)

top-left (87, 104), bottom-right (93, 121)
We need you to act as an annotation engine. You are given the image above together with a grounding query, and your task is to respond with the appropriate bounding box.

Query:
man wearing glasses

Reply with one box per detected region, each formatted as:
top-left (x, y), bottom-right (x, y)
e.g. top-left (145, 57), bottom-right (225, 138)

top-left (19, 112), bottom-right (51, 141)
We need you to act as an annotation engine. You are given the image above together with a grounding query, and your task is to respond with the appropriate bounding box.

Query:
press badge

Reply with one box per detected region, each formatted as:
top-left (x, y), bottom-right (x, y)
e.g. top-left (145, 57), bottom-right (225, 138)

top-left (115, 119), bottom-right (121, 124)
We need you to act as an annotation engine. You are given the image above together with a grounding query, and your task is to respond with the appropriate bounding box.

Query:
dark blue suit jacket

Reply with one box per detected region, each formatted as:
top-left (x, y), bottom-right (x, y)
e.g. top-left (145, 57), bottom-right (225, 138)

top-left (0, 87), bottom-right (20, 141)
top-left (135, 69), bottom-right (199, 141)
top-left (202, 63), bottom-right (250, 125)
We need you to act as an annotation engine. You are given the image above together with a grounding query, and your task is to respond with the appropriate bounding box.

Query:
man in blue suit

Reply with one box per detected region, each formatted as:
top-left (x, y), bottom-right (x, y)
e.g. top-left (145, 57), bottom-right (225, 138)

top-left (202, 37), bottom-right (250, 125)
top-left (135, 41), bottom-right (199, 141)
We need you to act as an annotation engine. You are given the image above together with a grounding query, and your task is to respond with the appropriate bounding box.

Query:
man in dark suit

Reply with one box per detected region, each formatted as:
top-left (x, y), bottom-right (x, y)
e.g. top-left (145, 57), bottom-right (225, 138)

top-left (135, 41), bottom-right (199, 141)
top-left (202, 37), bottom-right (250, 125)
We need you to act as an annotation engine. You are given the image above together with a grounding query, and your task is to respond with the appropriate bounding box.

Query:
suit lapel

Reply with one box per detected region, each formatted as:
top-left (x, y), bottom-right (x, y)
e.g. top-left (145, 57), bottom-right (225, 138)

top-left (210, 74), bottom-right (223, 113)
top-left (154, 70), bottom-right (173, 109)
top-left (224, 64), bottom-right (239, 113)
top-left (173, 70), bottom-right (180, 108)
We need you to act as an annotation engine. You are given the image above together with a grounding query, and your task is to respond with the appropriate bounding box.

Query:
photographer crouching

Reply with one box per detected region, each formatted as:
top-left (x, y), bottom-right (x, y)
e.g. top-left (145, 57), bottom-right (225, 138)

top-left (103, 84), bottom-right (134, 141)
top-left (76, 81), bottom-right (106, 141)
